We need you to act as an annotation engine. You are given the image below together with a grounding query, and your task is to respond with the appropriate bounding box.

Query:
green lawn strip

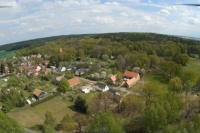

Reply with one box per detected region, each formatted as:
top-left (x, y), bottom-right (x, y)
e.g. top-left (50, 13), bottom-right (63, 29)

top-left (183, 58), bottom-right (200, 83)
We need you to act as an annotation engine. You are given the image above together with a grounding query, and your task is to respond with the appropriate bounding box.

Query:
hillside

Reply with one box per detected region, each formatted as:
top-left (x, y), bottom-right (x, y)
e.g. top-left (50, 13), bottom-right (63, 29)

top-left (1, 32), bottom-right (200, 52)
top-left (1, 32), bottom-right (200, 133)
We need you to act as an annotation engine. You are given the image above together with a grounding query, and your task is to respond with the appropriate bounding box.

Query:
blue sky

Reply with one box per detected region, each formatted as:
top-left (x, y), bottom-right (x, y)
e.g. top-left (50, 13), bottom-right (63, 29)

top-left (0, 0), bottom-right (200, 45)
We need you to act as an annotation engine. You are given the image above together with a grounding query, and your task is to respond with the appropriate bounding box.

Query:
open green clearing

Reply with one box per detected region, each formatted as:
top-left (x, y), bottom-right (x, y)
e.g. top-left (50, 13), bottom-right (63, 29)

top-left (183, 58), bottom-right (200, 83)
top-left (8, 92), bottom-right (97, 128)
top-left (0, 50), bottom-right (15, 60)
top-left (130, 69), bottom-right (169, 94)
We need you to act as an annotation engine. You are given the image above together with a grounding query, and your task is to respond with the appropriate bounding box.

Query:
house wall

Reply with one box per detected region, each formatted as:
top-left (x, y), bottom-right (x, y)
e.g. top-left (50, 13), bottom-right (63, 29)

top-left (102, 85), bottom-right (109, 92)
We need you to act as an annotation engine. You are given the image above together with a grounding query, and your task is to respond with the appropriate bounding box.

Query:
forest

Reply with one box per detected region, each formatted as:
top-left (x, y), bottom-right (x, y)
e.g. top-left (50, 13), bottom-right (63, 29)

top-left (1, 32), bottom-right (200, 133)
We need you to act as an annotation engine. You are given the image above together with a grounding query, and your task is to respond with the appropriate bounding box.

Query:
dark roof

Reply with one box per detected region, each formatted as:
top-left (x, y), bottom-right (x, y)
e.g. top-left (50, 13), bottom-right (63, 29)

top-left (96, 82), bottom-right (107, 89)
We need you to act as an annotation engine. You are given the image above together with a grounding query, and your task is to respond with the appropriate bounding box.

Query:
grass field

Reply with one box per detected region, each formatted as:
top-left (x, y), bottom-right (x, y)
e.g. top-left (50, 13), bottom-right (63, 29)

top-left (8, 96), bottom-right (75, 128)
top-left (0, 50), bottom-right (16, 60)
top-left (8, 92), bottom-right (98, 129)
top-left (184, 58), bottom-right (200, 83)
top-left (130, 69), bottom-right (170, 94)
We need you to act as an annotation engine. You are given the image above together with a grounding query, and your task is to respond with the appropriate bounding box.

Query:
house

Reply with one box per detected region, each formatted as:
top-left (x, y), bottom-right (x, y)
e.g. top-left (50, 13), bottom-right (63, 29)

top-left (75, 68), bottom-right (85, 76)
top-left (68, 77), bottom-right (81, 87)
top-left (31, 55), bottom-right (37, 58)
top-left (26, 99), bottom-right (31, 105)
top-left (54, 74), bottom-right (65, 85)
top-left (18, 65), bottom-right (28, 72)
top-left (124, 70), bottom-right (139, 79)
top-left (28, 69), bottom-right (39, 76)
top-left (123, 70), bottom-right (140, 88)
top-left (59, 67), bottom-right (66, 72)
top-left (34, 65), bottom-right (41, 72)
top-left (107, 75), bottom-right (117, 85)
top-left (37, 54), bottom-right (42, 58)
top-left (50, 66), bottom-right (56, 70)
top-left (81, 85), bottom-right (94, 93)
top-left (44, 69), bottom-right (51, 75)
top-left (43, 60), bottom-right (49, 66)
top-left (59, 48), bottom-right (63, 54)
top-left (65, 65), bottom-right (73, 71)
top-left (95, 82), bottom-right (109, 92)
top-left (5, 67), bottom-right (9, 73)
top-left (32, 89), bottom-right (46, 100)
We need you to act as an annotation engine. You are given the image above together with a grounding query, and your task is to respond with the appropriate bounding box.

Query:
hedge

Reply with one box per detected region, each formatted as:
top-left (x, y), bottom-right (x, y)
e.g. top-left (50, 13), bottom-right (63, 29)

top-left (31, 92), bottom-right (60, 107)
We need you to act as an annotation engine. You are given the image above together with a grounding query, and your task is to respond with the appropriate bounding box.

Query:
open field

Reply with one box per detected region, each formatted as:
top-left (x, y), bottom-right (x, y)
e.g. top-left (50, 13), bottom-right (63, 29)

top-left (8, 96), bottom-right (75, 128)
top-left (0, 50), bottom-right (15, 60)
top-left (8, 91), bottom-right (98, 129)
top-left (130, 69), bottom-right (169, 94)
top-left (184, 58), bottom-right (200, 83)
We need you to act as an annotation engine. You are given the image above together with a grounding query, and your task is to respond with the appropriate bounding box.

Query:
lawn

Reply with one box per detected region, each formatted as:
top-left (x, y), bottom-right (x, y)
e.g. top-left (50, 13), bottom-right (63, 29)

top-left (0, 50), bottom-right (16, 60)
top-left (8, 96), bottom-right (75, 128)
top-left (184, 58), bottom-right (200, 83)
top-left (130, 69), bottom-right (170, 94)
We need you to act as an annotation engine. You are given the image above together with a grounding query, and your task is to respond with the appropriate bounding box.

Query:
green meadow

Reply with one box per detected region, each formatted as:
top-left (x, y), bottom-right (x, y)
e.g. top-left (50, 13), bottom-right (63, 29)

top-left (0, 50), bottom-right (16, 60)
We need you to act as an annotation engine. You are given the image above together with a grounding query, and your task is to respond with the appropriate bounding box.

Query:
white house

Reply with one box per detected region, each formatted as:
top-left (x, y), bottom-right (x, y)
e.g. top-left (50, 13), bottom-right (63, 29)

top-left (59, 67), bottom-right (66, 72)
top-left (81, 86), bottom-right (94, 93)
top-left (95, 82), bottom-right (109, 92)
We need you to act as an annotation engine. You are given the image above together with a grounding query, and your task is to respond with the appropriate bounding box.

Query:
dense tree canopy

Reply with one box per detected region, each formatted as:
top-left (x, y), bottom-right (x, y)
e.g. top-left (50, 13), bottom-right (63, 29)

top-left (57, 78), bottom-right (70, 93)
top-left (0, 111), bottom-right (25, 133)
top-left (88, 112), bottom-right (124, 133)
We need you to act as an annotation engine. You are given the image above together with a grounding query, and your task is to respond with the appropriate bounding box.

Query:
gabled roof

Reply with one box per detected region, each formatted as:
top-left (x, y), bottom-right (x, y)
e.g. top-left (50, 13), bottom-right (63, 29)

top-left (56, 75), bottom-right (65, 81)
top-left (96, 82), bottom-right (107, 89)
top-left (68, 77), bottom-right (81, 87)
top-left (109, 75), bottom-right (117, 82)
top-left (126, 77), bottom-right (137, 86)
top-left (33, 89), bottom-right (42, 97)
top-left (124, 70), bottom-right (139, 78)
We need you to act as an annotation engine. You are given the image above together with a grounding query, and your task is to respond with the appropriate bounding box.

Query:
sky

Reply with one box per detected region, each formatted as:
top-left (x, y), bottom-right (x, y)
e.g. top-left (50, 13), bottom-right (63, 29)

top-left (0, 0), bottom-right (200, 45)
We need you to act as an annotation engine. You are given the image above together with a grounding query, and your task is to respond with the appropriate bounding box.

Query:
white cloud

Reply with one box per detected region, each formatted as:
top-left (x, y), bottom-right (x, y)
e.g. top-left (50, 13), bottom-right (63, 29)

top-left (159, 9), bottom-right (170, 16)
top-left (120, 12), bottom-right (129, 16)
top-left (0, 0), bottom-right (200, 45)
top-left (187, 17), bottom-right (199, 25)
top-left (105, 2), bottom-right (120, 6)
top-left (95, 16), bottom-right (114, 24)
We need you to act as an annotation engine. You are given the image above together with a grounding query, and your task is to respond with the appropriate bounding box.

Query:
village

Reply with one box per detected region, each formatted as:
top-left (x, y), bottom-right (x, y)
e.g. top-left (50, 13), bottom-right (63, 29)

top-left (0, 48), bottom-right (145, 109)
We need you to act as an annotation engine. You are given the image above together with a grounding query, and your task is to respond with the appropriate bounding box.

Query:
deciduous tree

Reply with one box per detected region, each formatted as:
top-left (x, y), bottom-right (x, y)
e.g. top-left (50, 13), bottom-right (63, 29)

top-left (88, 112), bottom-right (124, 133)
top-left (74, 96), bottom-right (87, 113)
top-left (60, 114), bottom-right (75, 131)
top-left (44, 111), bottom-right (56, 128)
top-left (168, 77), bottom-right (183, 93)
top-left (57, 78), bottom-right (70, 93)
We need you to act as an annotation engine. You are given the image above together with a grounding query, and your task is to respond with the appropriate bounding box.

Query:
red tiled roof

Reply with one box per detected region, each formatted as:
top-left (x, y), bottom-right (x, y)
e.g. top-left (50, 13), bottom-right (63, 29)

top-left (124, 70), bottom-right (138, 78)
top-left (126, 77), bottom-right (137, 86)
top-left (68, 77), bottom-right (81, 87)
top-left (29, 69), bottom-right (38, 73)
